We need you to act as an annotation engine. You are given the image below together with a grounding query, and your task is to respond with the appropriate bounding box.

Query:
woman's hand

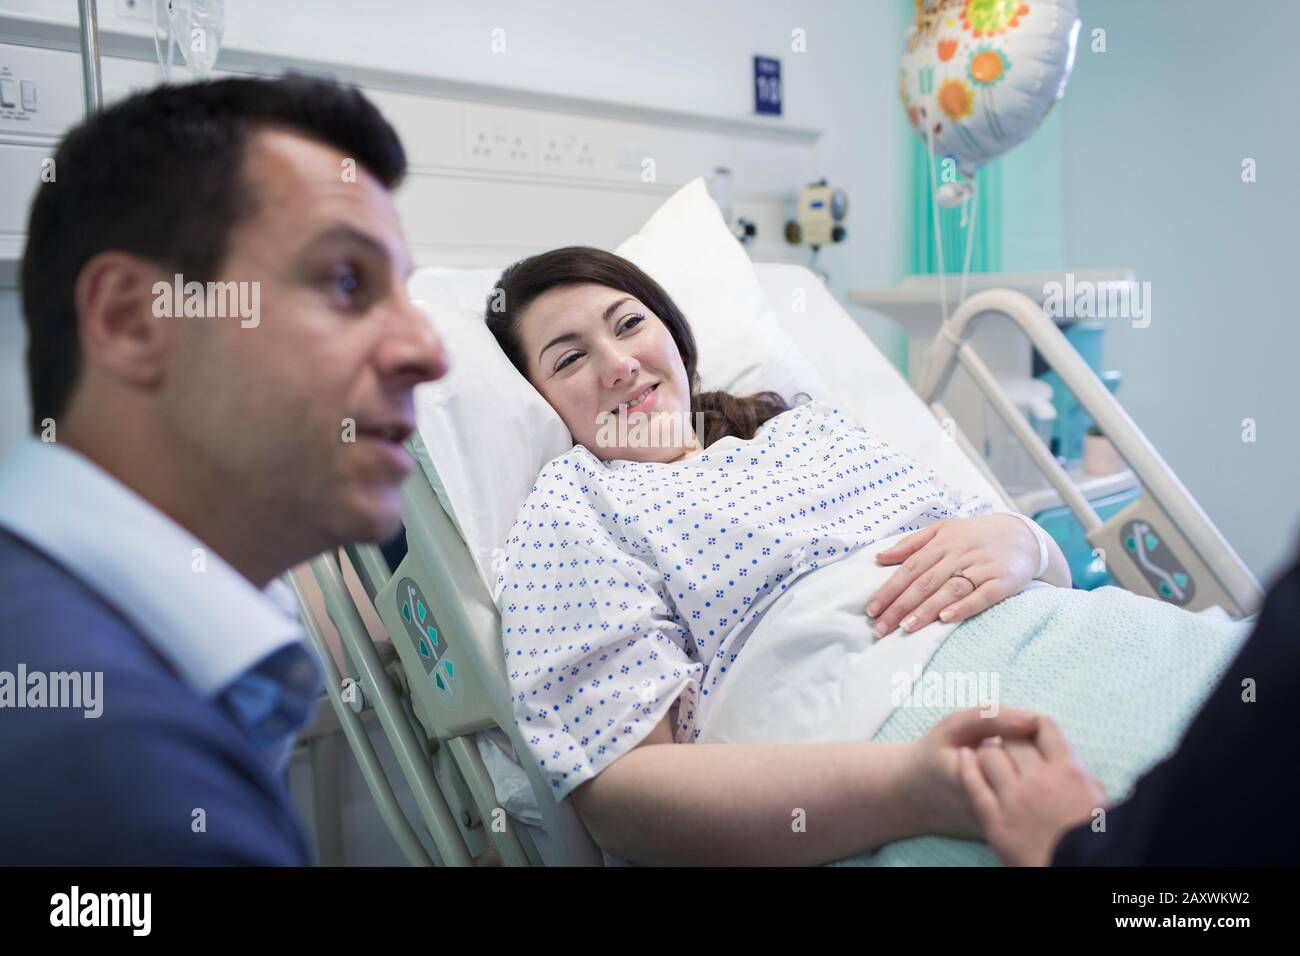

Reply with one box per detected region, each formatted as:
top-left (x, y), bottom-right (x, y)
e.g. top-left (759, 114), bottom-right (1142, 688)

top-left (866, 515), bottom-right (1041, 637)
top-left (901, 707), bottom-right (1040, 839)
top-left (958, 715), bottom-right (1109, 866)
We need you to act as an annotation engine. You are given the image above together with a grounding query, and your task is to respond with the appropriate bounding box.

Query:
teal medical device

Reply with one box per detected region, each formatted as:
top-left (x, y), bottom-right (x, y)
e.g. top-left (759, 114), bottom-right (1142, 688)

top-left (1032, 487), bottom-right (1139, 590)
top-left (1034, 321), bottom-right (1123, 464)
top-left (1027, 319), bottom-right (1138, 588)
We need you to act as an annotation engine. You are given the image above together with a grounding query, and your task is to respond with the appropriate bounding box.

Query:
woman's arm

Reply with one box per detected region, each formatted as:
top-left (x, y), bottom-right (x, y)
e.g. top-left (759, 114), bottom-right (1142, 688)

top-left (571, 706), bottom-right (1039, 866)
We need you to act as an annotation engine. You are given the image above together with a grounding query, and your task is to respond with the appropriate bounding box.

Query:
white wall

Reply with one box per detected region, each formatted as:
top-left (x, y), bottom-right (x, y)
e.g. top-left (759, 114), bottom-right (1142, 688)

top-left (221, 0), bottom-right (911, 328)
top-left (0, 0), bottom-right (914, 279)
top-left (1039, 0), bottom-right (1298, 586)
top-left (0, 0), bottom-right (913, 451)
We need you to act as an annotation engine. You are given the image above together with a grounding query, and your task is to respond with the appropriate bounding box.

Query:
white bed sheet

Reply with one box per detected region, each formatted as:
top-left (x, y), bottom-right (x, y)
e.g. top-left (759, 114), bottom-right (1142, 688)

top-left (698, 530), bottom-right (1055, 746)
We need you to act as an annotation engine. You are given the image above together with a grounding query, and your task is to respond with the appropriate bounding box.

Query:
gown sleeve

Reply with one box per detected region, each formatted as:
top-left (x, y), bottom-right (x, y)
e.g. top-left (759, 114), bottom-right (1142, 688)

top-left (494, 491), bottom-right (704, 803)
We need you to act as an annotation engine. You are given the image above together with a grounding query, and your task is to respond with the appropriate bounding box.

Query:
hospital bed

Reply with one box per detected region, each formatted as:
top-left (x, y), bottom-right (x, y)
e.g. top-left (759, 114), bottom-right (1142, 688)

top-left (287, 257), bottom-right (1263, 867)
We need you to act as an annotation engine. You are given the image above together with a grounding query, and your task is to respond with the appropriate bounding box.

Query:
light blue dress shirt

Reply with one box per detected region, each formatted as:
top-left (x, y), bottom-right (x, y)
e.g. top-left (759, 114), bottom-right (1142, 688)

top-left (0, 437), bottom-right (323, 771)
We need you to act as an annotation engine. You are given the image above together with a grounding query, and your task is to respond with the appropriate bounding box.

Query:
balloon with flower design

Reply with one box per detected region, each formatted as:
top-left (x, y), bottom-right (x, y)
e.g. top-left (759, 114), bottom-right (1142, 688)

top-left (900, 0), bottom-right (1080, 205)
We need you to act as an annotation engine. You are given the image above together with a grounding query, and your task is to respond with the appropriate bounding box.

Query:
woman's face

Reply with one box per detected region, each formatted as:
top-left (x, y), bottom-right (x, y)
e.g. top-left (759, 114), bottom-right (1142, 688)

top-left (516, 282), bottom-right (699, 463)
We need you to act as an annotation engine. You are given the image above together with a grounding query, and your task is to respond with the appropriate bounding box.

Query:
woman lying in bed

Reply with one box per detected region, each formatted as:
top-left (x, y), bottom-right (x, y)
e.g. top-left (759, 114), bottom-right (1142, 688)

top-left (483, 246), bottom-right (1245, 866)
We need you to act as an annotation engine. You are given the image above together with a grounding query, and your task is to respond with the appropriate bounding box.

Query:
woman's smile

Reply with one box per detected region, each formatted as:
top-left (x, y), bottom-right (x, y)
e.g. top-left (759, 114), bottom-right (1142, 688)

top-left (614, 382), bottom-right (659, 415)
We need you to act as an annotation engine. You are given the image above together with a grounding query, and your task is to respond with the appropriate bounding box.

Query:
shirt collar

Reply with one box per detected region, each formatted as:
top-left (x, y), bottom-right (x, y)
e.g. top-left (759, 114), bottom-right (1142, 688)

top-left (0, 437), bottom-right (311, 699)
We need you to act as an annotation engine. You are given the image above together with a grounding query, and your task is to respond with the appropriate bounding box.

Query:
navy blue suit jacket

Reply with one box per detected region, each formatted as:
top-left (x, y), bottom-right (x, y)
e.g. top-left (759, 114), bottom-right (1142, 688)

top-left (0, 529), bottom-right (313, 865)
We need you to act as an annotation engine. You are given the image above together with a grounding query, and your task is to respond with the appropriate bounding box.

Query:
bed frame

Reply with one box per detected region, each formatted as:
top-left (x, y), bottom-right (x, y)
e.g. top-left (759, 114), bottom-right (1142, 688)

top-left (919, 289), bottom-right (1261, 618)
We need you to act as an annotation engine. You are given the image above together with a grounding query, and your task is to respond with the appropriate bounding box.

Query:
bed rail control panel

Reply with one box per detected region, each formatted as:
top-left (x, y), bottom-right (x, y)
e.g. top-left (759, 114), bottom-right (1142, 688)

top-left (377, 553), bottom-right (498, 739)
top-left (396, 577), bottom-right (461, 700)
top-left (1120, 519), bottom-right (1196, 606)
top-left (1089, 495), bottom-right (1240, 617)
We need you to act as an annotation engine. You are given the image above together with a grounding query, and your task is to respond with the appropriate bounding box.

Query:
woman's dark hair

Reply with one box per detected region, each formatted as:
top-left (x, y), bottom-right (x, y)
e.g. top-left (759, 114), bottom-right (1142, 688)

top-left (485, 246), bottom-right (790, 448)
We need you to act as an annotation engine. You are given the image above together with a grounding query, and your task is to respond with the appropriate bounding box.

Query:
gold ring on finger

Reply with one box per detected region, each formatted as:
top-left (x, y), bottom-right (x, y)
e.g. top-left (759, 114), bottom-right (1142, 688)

top-left (950, 568), bottom-right (976, 592)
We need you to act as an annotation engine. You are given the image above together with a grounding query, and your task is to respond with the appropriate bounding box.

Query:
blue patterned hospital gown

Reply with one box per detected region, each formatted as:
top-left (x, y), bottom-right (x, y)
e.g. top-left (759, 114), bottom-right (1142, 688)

top-left (493, 400), bottom-right (991, 800)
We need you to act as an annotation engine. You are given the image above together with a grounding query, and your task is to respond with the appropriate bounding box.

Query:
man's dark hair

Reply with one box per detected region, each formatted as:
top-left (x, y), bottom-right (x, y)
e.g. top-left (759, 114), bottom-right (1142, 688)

top-left (19, 73), bottom-right (407, 432)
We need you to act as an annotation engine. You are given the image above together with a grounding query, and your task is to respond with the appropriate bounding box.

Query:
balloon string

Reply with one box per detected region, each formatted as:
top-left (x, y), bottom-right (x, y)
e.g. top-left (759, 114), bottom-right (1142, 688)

top-left (924, 118), bottom-right (950, 328)
top-left (960, 179), bottom-right (979, 307)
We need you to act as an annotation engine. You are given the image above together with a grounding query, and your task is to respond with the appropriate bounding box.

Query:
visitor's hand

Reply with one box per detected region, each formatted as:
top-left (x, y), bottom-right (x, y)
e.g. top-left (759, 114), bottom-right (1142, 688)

top-left (866, 515), bottom-right (1040, 637)
top-left (958, 714), bottom-right (1109, 866)
top-left (902, 707), bottom-right (1039, 840)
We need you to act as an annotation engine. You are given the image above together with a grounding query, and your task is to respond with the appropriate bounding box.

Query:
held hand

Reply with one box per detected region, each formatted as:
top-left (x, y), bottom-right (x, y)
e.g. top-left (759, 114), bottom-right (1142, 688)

top-left (957, 714), bottom-right (1109, 866)
top-left (866, 515), bottom-right (1040, 637)
top-left (902, 707), bottom-right (1039, 839)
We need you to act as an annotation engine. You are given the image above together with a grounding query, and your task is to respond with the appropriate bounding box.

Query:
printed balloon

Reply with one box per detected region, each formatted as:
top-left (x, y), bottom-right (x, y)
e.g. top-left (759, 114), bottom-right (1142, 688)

top-left (900, 0), bottom-right (1080, 203)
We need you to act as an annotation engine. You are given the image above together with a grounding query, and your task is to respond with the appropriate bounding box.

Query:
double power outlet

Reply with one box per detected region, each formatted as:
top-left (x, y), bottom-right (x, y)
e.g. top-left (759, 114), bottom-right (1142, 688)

top-left (466, 122), bottom-right (598, 174)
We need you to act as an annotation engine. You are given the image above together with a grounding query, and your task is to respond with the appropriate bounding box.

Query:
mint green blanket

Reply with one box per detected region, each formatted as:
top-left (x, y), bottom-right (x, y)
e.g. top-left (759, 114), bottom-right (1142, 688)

top-left (831, 585), bottom-right (1252, 867)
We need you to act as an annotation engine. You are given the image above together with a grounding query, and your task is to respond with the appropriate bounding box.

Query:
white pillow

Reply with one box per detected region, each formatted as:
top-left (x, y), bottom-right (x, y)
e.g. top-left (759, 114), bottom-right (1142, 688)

top-left (405, 296), bottom-right (571, 578)
top-left (409, 177), bottom-right (832, 590)
top-left (615, 178), bottom-right (832, 403)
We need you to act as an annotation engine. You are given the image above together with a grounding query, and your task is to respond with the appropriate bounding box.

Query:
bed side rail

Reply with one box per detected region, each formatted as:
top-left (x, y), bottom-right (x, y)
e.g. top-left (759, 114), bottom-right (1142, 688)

top-left (343, 540), bottom-right (536, 867)
top-left (285, 563), bottom-right (434, 866)
top-left (297, 545), bottom-right (540, 866)
top-left (397, 467), bottom-right (605, 865)
top-left (914, 288), bottom-right (1263, 619)
top-left (301, 552), bottom-right (476, 865)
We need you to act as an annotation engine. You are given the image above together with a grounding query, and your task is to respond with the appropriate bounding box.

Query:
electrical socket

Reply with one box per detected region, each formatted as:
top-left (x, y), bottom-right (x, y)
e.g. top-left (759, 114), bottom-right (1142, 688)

top-left (465, 123), bottom-right (536, 172)
top-left (541, 131), bottom-right (596, 171)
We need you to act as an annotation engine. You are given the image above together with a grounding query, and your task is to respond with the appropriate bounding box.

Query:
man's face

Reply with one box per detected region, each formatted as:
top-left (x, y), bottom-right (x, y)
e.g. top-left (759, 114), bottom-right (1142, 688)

top-left (159, 128), bottom-right (447, 552)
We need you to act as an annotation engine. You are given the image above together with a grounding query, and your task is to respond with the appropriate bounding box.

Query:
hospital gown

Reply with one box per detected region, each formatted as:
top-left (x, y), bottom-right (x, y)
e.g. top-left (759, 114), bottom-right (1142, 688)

top-left (493, 400), bottom-right (991, 801)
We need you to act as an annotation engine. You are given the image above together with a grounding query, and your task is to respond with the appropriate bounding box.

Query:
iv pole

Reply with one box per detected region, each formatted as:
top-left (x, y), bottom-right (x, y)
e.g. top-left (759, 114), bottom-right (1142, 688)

top-left (77, 0), bottom-right (104, 114)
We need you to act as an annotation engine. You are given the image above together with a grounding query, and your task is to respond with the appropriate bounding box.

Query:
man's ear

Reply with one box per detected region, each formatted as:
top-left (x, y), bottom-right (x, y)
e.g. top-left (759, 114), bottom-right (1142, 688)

top-left (73, 251), bottom-right (174, 389)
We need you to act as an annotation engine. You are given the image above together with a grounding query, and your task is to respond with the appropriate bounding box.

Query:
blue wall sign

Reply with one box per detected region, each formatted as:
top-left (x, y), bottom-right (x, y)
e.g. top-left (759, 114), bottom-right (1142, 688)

top-left (754, 55), bottom-right (782, 116)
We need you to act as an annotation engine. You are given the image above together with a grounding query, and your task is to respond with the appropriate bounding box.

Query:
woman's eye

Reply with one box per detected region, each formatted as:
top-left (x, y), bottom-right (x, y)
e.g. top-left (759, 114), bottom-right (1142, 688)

top-left (554, 351), bottom-right (581, 372)
top-left (619, 313), bottom-right (646, 333)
